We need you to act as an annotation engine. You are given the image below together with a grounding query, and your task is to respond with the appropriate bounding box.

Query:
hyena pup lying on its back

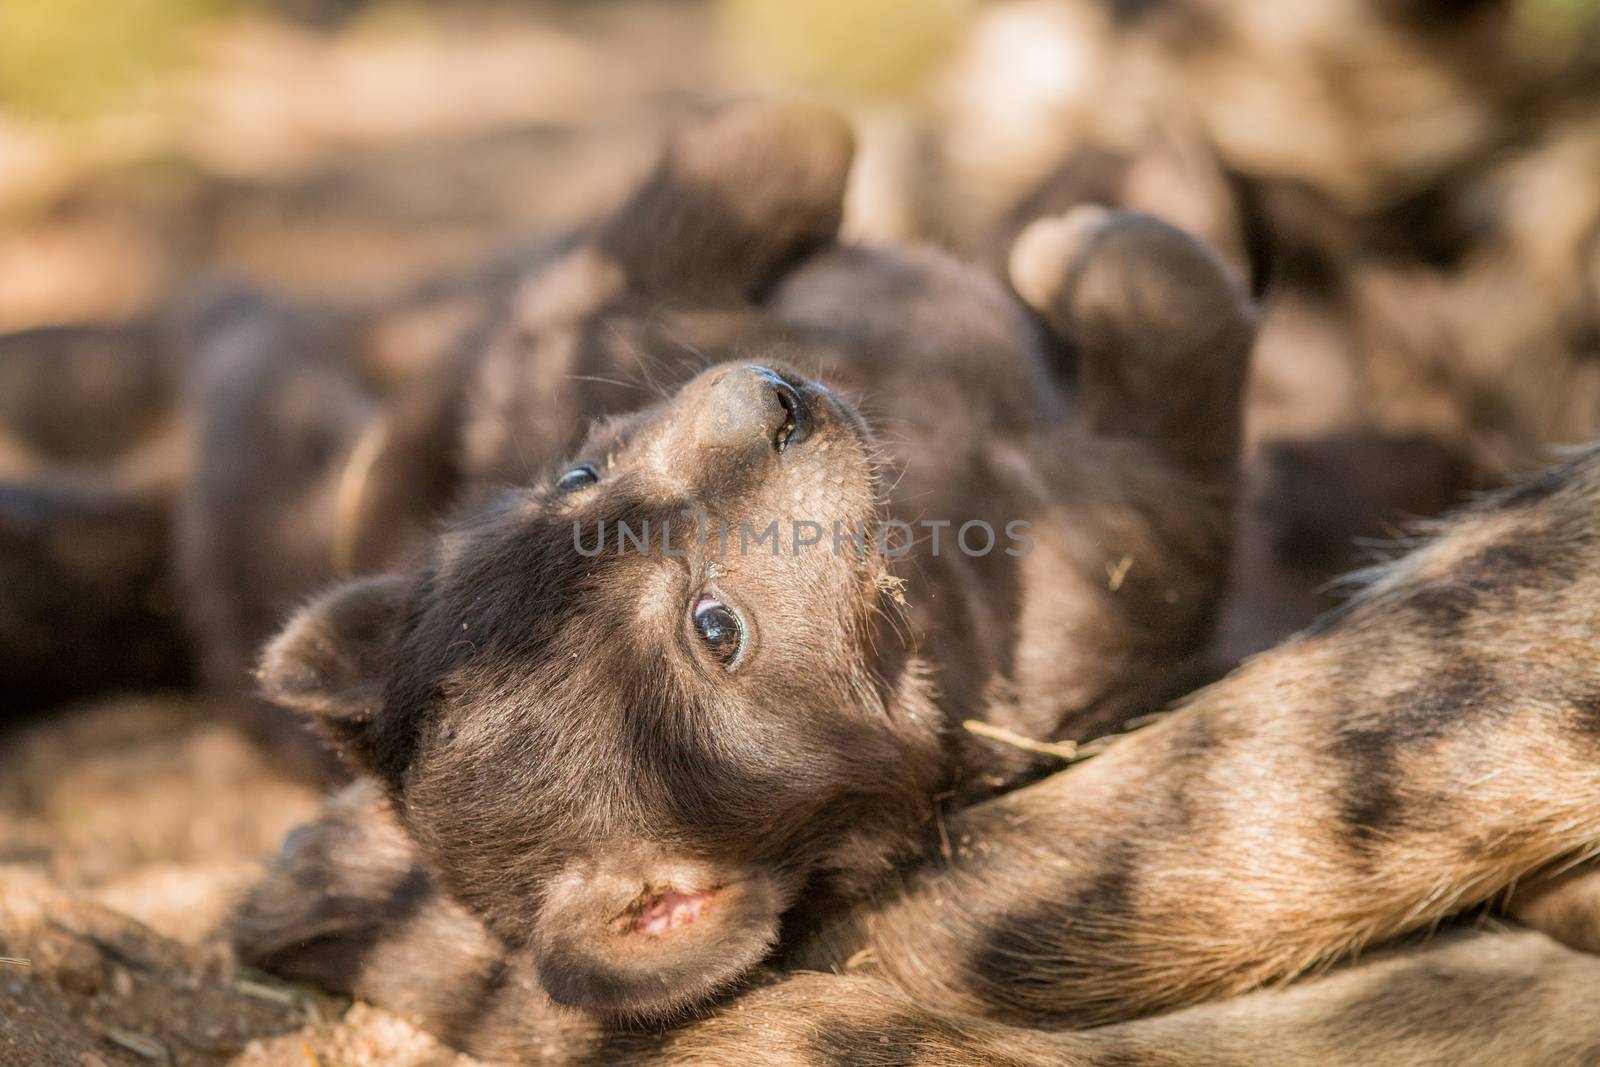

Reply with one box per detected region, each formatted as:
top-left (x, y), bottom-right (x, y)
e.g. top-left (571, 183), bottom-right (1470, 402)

top-left (237, 444), bottom-right (1600, 1064)
top-left (209, 98), bottom-right (1255, 1023)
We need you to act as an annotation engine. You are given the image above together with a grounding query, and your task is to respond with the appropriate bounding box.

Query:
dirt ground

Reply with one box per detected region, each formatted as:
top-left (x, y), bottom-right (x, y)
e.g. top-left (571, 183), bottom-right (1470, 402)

top-left (0, 694), bottom-right (496, 1066)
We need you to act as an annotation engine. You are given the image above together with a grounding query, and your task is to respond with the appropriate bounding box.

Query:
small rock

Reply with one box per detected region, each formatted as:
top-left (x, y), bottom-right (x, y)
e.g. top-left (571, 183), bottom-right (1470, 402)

top-left (111, 967), bottom-right (135, 997)
top-left (79, 1055), bottom-right (109, 1067)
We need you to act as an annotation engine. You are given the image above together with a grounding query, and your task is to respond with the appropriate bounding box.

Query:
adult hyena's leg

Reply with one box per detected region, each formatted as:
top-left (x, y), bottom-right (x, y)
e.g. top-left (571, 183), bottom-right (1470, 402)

top-left (801, 446), bottom-right (1600, 1026)
top-left (609, 931), bottom-right (1600, 1067)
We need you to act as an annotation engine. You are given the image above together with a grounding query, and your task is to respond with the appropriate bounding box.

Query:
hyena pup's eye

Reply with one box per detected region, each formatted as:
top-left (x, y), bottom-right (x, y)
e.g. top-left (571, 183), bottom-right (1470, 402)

top-left (691, 594), bottom-right (746, 670)
top-left (556, 465), bottom-right (599, 491)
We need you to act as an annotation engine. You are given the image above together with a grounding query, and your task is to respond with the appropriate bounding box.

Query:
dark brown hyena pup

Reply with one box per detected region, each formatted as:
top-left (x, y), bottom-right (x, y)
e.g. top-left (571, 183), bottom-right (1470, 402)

top-left (235, 446), bottom-right (1600, 1064)
top-left (203, 100), bottom-right (1258, 1022)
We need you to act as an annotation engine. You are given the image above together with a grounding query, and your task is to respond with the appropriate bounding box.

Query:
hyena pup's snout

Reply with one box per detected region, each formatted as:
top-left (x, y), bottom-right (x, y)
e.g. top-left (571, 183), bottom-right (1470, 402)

top-left (667, 360), bottom-right (871, 490)
top-left (695, 364), bottom-right (813, 457)
top-left (529, 842), bottom-right (784, 1019)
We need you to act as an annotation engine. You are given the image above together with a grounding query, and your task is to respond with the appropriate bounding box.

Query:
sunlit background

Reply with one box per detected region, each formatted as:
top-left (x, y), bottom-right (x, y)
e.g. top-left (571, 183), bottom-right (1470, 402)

top-left (0, 0), bottom-right (1573, 326)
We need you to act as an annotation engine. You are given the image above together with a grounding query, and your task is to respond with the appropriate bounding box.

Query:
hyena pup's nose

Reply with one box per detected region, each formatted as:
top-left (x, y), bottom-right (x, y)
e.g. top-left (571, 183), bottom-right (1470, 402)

top-left (696, 365), bottom-right (808, 455)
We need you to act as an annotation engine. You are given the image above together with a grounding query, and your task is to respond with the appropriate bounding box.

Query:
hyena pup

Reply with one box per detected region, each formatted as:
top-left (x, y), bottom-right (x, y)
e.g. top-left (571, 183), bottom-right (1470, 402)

top-left (213, 97), bottom-right (1254, 1022)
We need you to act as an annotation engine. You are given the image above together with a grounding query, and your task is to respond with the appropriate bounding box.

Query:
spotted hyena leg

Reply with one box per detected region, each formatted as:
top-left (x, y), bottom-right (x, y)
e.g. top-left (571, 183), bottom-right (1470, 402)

top-left (800, 447), bottom-right (1600, 1028)
top-left (603, 930), bottom-right (1600, 1067)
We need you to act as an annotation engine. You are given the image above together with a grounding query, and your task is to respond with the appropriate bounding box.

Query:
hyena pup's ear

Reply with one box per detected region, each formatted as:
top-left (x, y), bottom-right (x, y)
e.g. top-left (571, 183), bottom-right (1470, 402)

top-left (596, 98), bottom-right (855, 301)
top-left (1011, 207), bottom-right (1255, 486)
top-left (257, 574), bottom-right (409, 753)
